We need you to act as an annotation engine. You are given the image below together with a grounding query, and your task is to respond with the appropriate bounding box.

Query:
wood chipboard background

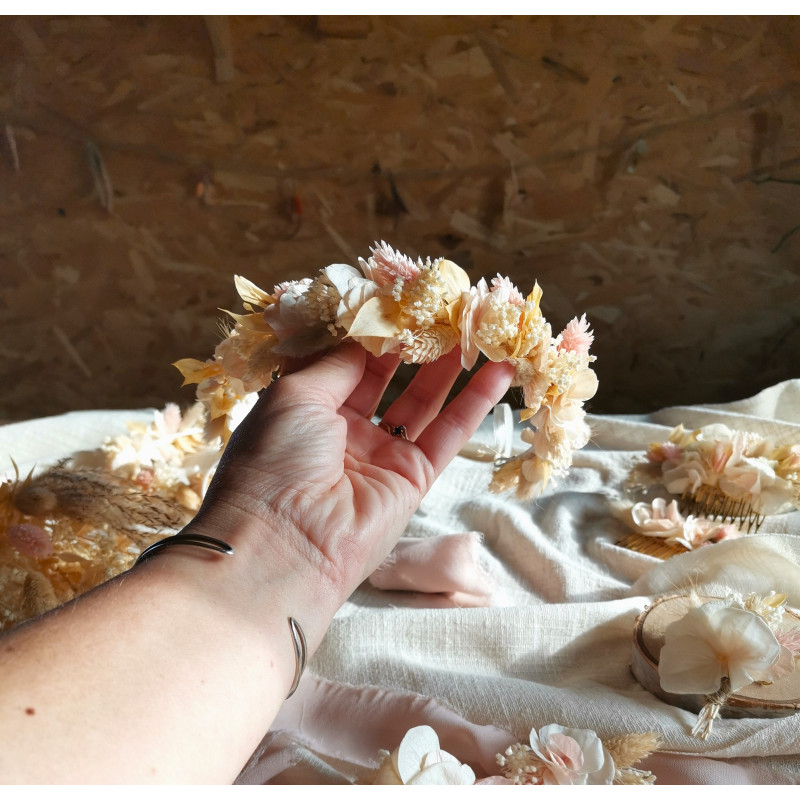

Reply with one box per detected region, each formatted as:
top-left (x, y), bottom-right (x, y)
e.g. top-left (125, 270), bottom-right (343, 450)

top-left (1, 15), bottom-right (799, 423)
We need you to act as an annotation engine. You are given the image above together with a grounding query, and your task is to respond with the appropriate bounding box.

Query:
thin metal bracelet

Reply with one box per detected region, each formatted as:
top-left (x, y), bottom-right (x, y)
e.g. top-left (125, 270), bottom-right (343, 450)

top-left (134, 534), bottom-right (307, 699)
top-left (287, 617), bottom-right (307, 697)
top-left (134, 532), bottom-right (235, 565)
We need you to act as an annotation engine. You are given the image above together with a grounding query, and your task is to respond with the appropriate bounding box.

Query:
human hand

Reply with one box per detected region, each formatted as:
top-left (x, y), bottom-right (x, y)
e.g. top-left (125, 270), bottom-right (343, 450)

top-left (192, 341), bottom-right (514, 606)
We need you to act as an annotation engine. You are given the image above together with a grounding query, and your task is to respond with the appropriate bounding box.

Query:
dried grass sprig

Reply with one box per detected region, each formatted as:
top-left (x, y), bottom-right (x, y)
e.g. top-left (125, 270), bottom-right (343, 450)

top-left (14, 462), bottom-right (191, 537)
top-left (602, 731), bottom-right (661, 769)
top-left (0, 408), bottom-right (206, 633)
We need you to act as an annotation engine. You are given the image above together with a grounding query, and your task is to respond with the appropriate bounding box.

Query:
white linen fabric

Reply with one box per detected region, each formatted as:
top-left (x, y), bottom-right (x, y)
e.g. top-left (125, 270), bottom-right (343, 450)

top-left (1, 382), bottom-right (799, 785)
top-left (243, 379), bottom-right (800, 785)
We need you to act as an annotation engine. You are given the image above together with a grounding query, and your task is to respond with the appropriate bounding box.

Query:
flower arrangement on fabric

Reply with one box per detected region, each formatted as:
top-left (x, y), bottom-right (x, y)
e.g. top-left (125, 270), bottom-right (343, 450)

top-left (372, 723), bottom-right (660, 785)
top-left (0, 405), bottom-right (215, 631)
top-left (620, 423), bottom-right (800, 558)
top-left (632, 590), bottom-right (800, 740)
top-left (641, 423), bottom-right (800, 527)
top-left (174, 242), bottom-right (598, 498)
top-left (622, 497), bottom-right (742, 555)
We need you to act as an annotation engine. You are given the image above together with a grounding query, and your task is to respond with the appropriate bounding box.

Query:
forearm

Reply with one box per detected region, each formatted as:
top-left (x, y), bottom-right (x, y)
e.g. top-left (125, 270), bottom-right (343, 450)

top-left (0, 518), bottom-right (341, 784)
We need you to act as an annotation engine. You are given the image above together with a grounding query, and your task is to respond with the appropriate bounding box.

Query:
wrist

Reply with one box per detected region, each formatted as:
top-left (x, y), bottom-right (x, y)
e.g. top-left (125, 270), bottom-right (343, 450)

top-left (138, 513), bottom-right (345, 673)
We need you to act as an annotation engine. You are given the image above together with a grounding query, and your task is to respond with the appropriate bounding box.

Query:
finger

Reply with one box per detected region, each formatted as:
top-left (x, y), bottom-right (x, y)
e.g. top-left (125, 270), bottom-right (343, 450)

top-left (275, 341), bottom-right (367, 411)
top-left (342, 351), bottom-right (401, 419)
top-left (414, 359), bottom-right (515, 477)
top-left (379, 346), bottom-right (464, 440)
top-left (279, 352), bottom-right (325, 376)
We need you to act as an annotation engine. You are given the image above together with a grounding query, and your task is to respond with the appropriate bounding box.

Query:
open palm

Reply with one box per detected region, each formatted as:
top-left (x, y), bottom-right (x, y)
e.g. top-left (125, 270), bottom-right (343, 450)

top-left (195, 342), bottom-right (513, 601)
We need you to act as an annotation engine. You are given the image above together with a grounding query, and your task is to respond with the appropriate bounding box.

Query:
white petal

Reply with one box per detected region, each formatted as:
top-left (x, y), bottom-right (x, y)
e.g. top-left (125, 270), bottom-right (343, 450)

top-left (396, 726), bottom-right (441, 783)
top-left (408, 761), bottom-right (475, 785)
top-left (437, 259), bottom-right (471, 300)
top-left (568, 368), bottom-right (599, 401)
top-left (659, 634), bottom-right (725, 695)
top-left (322, 263), bottom-right (362, 295)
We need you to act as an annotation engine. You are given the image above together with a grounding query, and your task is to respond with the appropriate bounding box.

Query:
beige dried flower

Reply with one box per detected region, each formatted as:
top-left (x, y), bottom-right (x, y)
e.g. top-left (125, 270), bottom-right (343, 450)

top-left (616, 767), bottom-right (657, 785)
top-left (495, 742), bottom-right (542, 785)
top-left (602, 731), bottom-right (661, 770)
top-left (399, 325), bottom-right (459, 364)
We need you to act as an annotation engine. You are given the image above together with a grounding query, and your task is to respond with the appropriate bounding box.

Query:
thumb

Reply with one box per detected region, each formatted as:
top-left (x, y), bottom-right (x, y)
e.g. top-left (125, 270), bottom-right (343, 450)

top-left (280, 341), bottom-right (367, 411)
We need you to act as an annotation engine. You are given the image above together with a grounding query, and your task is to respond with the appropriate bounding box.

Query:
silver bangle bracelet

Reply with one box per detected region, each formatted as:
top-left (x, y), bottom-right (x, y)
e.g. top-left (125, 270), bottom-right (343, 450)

top-left (134, 533), bottom-right (307, 698)
top-left (287, 617), bottom-right (307, 698)
top-left (134, 533), bottom-right (235, 564)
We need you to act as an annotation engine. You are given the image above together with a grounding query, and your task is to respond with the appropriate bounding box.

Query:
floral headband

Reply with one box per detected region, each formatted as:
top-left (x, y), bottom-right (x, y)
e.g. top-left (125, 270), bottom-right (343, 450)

top-left (175, 242), bottom-right (598, 497)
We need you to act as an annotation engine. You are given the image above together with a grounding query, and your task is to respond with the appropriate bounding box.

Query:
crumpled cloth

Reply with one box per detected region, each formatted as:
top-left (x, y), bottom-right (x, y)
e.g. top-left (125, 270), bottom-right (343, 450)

top-left (368, 532), bottom-right (493, 607)
top-left (241, 379), bottom-right (800, 785)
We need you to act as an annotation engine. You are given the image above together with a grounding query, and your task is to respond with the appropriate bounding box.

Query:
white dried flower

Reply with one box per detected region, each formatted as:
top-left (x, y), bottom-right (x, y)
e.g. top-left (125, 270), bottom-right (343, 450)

top-left (659, 600), bottom-right (782, 694)
top-left (373, 725), bottom-right (475, 785)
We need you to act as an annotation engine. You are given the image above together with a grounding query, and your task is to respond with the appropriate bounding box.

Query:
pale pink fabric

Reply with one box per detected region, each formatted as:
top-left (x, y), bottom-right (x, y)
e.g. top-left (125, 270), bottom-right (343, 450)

top-left (367, 533), bottom-right (494, 607)
top-left (237, 674), bottom-right (796, 785)
top-left (237, 673), bottom-right (516, 784)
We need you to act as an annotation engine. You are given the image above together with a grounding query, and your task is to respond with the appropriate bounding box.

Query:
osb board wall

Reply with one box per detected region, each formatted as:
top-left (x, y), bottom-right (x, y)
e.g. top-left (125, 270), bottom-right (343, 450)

top-left (1, 15), bottom-right (799, 423)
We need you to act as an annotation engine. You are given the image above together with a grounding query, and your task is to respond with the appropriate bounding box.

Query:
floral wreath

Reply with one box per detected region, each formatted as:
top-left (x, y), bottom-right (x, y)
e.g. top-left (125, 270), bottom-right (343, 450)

top-left (175, 242), bottom-right (598, 498)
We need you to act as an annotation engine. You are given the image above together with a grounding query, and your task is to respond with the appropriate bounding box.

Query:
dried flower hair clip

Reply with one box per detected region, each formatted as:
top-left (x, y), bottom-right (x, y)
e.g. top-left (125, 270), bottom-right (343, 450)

top-left (620, 423), bottom-right (800, 558)
top-left (175, 242), bottom-right (598, 497)
top-left (632, 589), bottom-right (800, 739)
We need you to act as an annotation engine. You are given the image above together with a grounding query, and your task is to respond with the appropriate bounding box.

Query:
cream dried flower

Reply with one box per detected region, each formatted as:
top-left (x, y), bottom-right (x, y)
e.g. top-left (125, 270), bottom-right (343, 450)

top-left (658, 600), bottom-right (782, 694)
top-left (373, 725), bottom-right (476, 785)
top-left (399, 325), bottom-right (459, 364)
top-left (457, 277), bottom-right (492, 371)
top-left (490, 273), bottom-right (524, 305)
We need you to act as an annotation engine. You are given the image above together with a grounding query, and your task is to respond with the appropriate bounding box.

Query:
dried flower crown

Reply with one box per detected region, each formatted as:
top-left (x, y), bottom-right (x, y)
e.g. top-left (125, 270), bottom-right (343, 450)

top-left (175, 242), bottom-right (598, 497)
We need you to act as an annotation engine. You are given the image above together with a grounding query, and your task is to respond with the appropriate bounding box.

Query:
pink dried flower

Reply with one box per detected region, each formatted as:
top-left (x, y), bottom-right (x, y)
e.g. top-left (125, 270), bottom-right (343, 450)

top-left (134, 468), bottom-right (155, 488)
top-left (776, 627), bottom-right (800, 657)
top-left (6, 523), bottom-right (54, 559)
top-left (647, 442), bottom-right (683, 463)
top-left (161, 403), bottom-right (182, 435)
top-left (359, 241), bottom-right (420, 286)
top-left (711, 524), bottom-right (741, 543)
top-left (558, 314), bottom-right (594, 356)
top-left (490, 274), bottom-right (524, 305)
top-left (711, 441), bottom-right (732, 473)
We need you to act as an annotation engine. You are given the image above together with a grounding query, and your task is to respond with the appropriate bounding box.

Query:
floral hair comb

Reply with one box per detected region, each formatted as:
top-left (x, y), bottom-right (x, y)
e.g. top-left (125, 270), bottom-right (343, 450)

top-left (645, 423), bottom-right (800, 527)
top-left (619, 423), bottom-right (800, 558)
top-left (175, 242), bottom-right (598, 498)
